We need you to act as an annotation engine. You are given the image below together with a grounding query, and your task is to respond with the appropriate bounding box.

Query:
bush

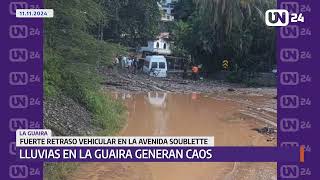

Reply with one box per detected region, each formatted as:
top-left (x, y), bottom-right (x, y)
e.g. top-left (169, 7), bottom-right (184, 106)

top-left (226, 71), bottom-right (245, 83)
top-left (60, 63), bottom-right (125, 135)
top-left (44, 48), bottom-right (63, 97)
top-left (245, 79), bottom-right (260, 87)
top-left (86, 90), bottom-right (125, 135)
top-left (60, 64), bottom-right (100, 102)
top-left (44, 63), bottom-right (125, 179)
top-left (44, 162), bottom-right (79, 180)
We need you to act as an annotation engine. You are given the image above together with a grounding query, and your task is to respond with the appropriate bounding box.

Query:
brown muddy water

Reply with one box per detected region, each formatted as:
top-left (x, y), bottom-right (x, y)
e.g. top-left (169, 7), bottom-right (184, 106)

top-left (69, 92), bottom-right (277, 180)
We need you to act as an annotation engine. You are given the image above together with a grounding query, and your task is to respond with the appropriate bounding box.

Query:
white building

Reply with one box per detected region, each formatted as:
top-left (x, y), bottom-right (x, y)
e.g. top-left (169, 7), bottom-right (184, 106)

top-left (140, 1), bottom-right (177, 55)
top-left (160, 0), bottom-right (178, 6)
top-left (140, 33), bottom-right (171, 55)
top-left (161, 13), bottom-right (174, 22)
top-left (161, 5), bottom-right (175, 21)
top-left (158, 1), bottom-right (176, 22)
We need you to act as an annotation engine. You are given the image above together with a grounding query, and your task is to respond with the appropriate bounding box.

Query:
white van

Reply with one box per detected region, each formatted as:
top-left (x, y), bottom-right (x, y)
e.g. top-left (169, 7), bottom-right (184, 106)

top-left (143, 55), bottom-right (167, 77)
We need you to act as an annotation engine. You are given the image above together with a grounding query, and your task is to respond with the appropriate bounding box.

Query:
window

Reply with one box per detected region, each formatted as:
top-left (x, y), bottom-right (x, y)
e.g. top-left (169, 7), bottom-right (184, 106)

top-left (156, 42), bottom-right (159, 48)
top-left (159, 62), bottom-right (166, 69)
top-left (151, 62), bottom-right (158, 69)
top-left (163, 43), bottom-right (167, 49)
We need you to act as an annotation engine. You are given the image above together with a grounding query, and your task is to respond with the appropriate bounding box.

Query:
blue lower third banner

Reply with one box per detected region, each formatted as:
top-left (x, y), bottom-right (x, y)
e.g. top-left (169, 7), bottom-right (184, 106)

top-left (17, 147), bottom-right (299, 163)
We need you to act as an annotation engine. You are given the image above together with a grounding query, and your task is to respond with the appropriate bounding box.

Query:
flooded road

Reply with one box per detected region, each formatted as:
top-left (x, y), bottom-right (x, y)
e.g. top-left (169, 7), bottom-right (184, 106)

top-left (69, 92), bottom-right (276, 180)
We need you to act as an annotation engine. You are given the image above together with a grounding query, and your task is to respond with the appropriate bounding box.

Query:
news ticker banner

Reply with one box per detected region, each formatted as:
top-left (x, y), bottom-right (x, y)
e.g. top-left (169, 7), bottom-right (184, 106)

top-left (0, 0), bottom-right (317, 180)
top-left (277, 0), bottom-right (318, 179)
top-left (15, 130), bottom-right (298, 162)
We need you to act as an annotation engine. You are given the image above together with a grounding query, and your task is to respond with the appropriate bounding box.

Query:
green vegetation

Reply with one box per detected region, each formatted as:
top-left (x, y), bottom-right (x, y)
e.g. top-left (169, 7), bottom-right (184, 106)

top-left (44, 163), bottom-right (79, 180)
top-left (171, 0), bottom-right (276, 79)
top-left (44, 0), bottom-right (127, 132)
top-left (44, 0), bottom-right (161, 179)
top-left (44, 0), bottom-right (161, 99)
top-left (44, 0), bottom-right (161, 130)
top-left (102, 0), bottom-right (161, 47)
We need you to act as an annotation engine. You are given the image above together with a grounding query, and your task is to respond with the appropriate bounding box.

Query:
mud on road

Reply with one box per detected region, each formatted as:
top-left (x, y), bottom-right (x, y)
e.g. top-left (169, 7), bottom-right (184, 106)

top-left (68, 70), bottom-right (277, 180)
top-left (104, 70), bottom-right (277, 129)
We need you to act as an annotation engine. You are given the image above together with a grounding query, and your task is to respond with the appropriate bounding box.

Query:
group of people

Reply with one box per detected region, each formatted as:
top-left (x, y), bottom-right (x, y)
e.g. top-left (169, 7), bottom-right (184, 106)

top-left (115, 54), bottom-right (202, 80)
top-left (113, 55), bottom-right (140, 74)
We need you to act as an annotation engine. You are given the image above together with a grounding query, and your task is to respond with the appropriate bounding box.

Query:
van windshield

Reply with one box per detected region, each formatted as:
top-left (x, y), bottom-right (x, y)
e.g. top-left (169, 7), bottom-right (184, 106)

top-left (159, 62), bottom-right (165, 69)
top-left (151, 62), bottom-right (158, 69)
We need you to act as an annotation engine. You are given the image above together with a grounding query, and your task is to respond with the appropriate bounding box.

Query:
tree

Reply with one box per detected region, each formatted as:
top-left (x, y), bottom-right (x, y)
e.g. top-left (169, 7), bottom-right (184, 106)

top-left (102, 0), bottom-right (161, 47)
top-left (170, 20), bottom-right (192, 56)
top-left (193, 0), bottom-right (271, 33)
top-left (172, 0), bottom-right (276, 73)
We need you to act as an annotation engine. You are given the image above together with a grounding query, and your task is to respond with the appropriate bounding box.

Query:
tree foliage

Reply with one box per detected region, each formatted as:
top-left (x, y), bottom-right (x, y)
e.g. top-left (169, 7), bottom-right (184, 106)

top-left (172, 0), bottom-right (276, 73)
top-left (44, 0), bottom-right (161, 97)
top-left (101, 0), bottom-right (161, 47)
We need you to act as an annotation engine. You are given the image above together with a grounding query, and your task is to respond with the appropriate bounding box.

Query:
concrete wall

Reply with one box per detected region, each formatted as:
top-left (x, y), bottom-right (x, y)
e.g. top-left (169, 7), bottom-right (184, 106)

top-left (253, 72), bottom-right (277, 86)
top-left (213, 71), bottom-right (276, 86)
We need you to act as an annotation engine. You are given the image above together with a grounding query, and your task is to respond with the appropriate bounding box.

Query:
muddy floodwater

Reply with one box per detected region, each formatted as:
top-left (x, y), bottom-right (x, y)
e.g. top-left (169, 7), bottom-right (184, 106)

top-left (69, 92), bottom-right (277, 180)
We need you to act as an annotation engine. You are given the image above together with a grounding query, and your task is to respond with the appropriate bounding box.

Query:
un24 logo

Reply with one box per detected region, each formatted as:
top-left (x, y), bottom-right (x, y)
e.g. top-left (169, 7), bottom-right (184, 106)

top-left (265, 9), bottom-right (304, 27)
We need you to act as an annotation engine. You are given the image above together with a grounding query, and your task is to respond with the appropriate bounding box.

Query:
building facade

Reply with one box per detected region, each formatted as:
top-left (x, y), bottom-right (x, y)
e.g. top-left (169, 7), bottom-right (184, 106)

top-left (140, 1), bottom-right (177, 56)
